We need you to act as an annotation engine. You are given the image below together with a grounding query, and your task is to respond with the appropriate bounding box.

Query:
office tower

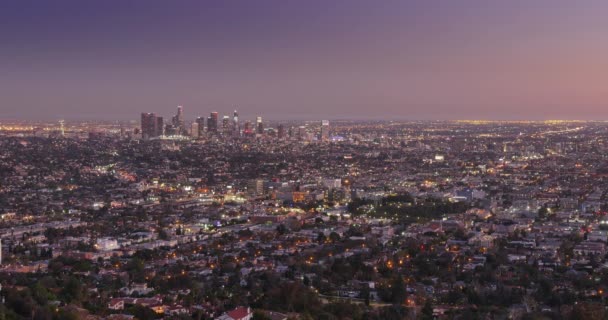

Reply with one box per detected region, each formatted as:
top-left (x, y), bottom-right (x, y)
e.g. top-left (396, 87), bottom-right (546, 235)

top-left (141, 112), bottom-right (157, 140)
top-left (172, 105), bottom-right (185, 134)
top-left (155, 116), bottom-right (164, 137)
top-left (298, 126), bottom-right (307, 140)
top-left (256, 116), bottom-right (264, 135)
top-left (277, 124), bottom-right (285, 139)
top-left (243, 120), bottom-right (252, 135)
top-left (222, 115), bottom-right (230, 134)
top-left (248, 179), bottom-right (264, 196)
top-left (196, 117), bottom-right (206, 137)
top-left (176, 105), bottom-right (184, 123)
top-left (191, 122), bottom-right (199, 138)
top-left (321, 120), bottom-right (330, 141)
top-left (164, 124), bottom-right (176, 136)
top-left (233, 110), bottom-right (239, 136)
top-left (58, 120), bottom-right (65, 137)
top-left (208, 112), bottom-right (218, 133)
top-left (207, 116), bottom-right (213, 133)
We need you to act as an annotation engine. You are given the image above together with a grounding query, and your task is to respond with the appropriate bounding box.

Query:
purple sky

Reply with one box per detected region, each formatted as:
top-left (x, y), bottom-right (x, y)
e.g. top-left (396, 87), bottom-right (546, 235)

top-left (2, 0), bottom-right (608, 121)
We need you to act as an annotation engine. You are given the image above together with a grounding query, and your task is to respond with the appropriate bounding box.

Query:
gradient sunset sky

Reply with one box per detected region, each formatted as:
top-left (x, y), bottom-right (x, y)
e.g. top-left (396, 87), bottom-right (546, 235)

top-left (2, 0), bottom-right (608, 120)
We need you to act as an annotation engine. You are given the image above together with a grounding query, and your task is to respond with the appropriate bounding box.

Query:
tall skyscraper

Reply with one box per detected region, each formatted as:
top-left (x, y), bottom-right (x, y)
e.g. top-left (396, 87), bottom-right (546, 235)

top-left (208, 112), bottom-right (219, 133)
top-left (321, 120), bottom-right (330, 141)
top-left (177, 105), bottom-right (183, 120)
top-left (243, 120), bottom-right (252, 135)
top-left (298, 126), bottom-right (307, 140)
top-left (233, 110), bottom-right (239, 136)
top-left (222, 115), bottom-right (230, 134)
top-left (196, 117), bottom-right (206, 137)
top-left (155, 116), bottom-right (164, 137)
top-left (256, 116), bottom-right (264, 135)
top-left (141, 112), bottom-right (157, 140)
top-left (58, 120), bottom-right (65, 137)
top-left (172, 105), bottom-right (185, 134)
top-left (190, 122), bottom-right (199, 138)
top-left (207, 116), bottom-right (213, 133)
top-left (277, 124), bottom-right (285, 139)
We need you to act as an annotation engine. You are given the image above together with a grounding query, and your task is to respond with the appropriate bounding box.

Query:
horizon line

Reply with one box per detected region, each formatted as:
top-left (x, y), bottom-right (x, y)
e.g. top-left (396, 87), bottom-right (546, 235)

top-left (1, 118), bottom-right (608, 124)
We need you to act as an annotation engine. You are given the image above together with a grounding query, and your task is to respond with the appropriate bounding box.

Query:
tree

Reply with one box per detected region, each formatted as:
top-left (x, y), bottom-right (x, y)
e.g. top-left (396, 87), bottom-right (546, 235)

top-left (329, 232), bottom-right (341, 243)
top-left (126, 257), bottom-right (146, 283)
top-left (32, 282), bottom-right (56, 305)
top-left (360, 286), bottom-right (371, 306)
top-left (61, 277), bottom-right (84, 304)
top-left (252, 311), bottom-right (272, 320)
top-left (130, 305), bottom-right (158, 319)
top-left (421, 300), bottom-right (433, 320)
top-left (317, 232), bottom-right (326, 244)
top-left (33, 307), bottom-right (53, 320)
top-left (276, 224), bottom-right (287, 236)
top-left (158, 229), bottom-right (169, 240)
top-left (570, 302), bottom-right (605, 320)
top-left (390, 276), bottom-right (406, 304)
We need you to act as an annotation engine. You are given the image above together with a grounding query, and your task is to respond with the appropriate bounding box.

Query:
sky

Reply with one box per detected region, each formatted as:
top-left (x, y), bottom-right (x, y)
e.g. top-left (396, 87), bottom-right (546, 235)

top-left (2, 0), bottom-right (608, 121)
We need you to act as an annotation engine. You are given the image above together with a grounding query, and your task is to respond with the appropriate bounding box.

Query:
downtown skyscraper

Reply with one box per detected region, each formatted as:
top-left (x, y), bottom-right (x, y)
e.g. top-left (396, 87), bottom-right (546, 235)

top-left (207, 112), bottom-right (219, 133)
top-left (171, 105), bottom-right (185, 134)
top-left (141, 112), bottom-right (163, 140)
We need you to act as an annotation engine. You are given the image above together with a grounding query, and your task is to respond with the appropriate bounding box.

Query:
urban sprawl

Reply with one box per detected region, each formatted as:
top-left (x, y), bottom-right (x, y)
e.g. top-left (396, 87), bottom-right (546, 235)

top-left (1, 107), bottom-right (608, 319)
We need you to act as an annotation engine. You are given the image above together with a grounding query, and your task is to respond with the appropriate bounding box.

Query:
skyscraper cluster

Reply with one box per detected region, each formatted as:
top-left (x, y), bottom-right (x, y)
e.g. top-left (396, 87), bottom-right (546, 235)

top-left (140, 105), bottom-right (330, 141)
top-left (140, 112), bottom-right (163, 139)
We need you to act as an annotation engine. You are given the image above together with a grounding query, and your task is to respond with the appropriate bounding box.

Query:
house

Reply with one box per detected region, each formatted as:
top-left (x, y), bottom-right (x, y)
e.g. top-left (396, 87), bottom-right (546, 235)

top-left (119, 283), bottom-right (154, 296)
top-left (574, 241), bottom-right (606, 256)
top-left (166, 305), bottom-right (189, 316)
top-left (106, 315), bottom-right (134, 320)
top-left (108, 299), bottom-right (125, 310)
top-left (215, 306), bottom-right (253, 320)
top-left (588, 230), bottom-right (608, 242)
top-left (264, 311), bottom-right (288, 320)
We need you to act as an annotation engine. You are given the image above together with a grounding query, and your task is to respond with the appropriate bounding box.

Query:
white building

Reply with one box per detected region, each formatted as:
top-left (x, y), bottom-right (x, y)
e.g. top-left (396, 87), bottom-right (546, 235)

top-left (96, 238), bottom-right (119, 251)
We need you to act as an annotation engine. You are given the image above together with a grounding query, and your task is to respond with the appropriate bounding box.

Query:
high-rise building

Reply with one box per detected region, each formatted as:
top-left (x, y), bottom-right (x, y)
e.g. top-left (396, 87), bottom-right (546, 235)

top-left (222, 115), bottom-right (230, 134)
top-left (58, 120), bottom-right (65, 137)
top-left (256, 116), bottom-right (264, 135)
top-left (164, 124), bottom-right (176, 136)
top-left (277, 124), bottom-right (285, 139)
top-left (155, 116), bottom-right (164, 137)
top-left (196, 117), bottom-right (206, 137)
top-left (190, 122), bottom-right (199, 138)
top-left (243, 120), bottom-right (252, 136)
top-left (298, 126), bottom-right (307, 140)
top-left (141, 113), bottom-right (157, 140)
top-left (233, 110), bottom-right (239, 136)
top-left (208, 112), bottom-right (219, 133)
top-left (321, 120), bottom-right (330, 141)
top-left (177, 105), bottom-right (183, 121)
top-left (172, 105), bottom-right (185, 134)
top-left (207, 116), bottom-right (213, 133)
top-left (248, 179), bottom-right (265, 196)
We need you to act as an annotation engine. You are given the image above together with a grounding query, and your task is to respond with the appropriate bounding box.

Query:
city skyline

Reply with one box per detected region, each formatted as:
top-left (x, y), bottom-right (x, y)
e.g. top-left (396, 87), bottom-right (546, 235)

top-left (4, 2), bottom-right (608, 317)
top-left (3, 1), bottom-right (608, 120)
